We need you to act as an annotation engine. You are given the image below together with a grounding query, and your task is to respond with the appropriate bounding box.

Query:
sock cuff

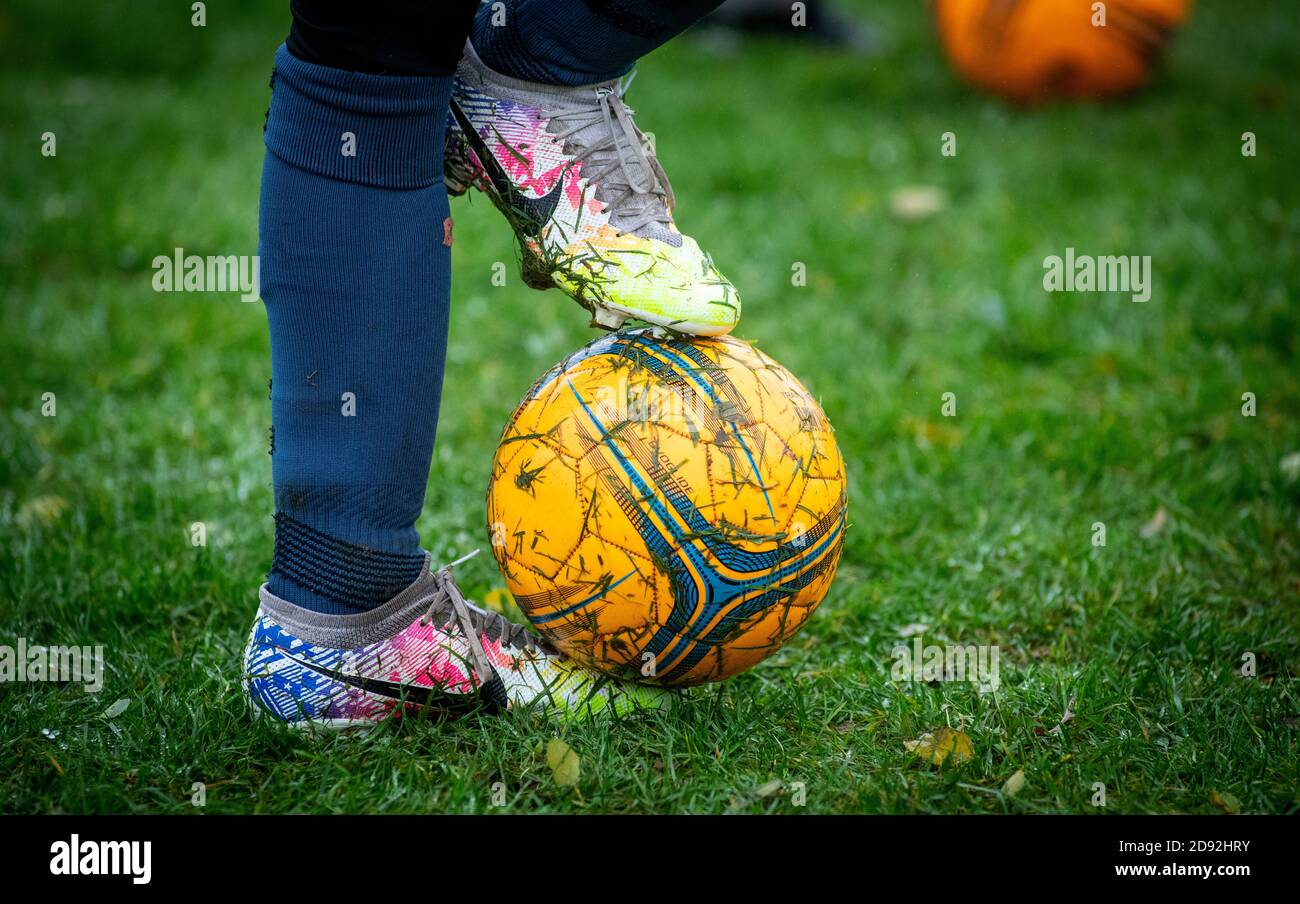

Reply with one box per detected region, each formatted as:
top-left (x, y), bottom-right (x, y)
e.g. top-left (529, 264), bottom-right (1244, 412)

top-left (259, 553), bottom-right (438, 649)
top-left (264, 44), bottom-right (452, 189)
top-left (270, 512), bottom-right (427, 611)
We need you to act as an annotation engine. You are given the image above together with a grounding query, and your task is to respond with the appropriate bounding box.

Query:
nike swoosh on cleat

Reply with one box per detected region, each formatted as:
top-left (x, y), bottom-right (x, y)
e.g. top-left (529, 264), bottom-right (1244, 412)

top-left (283, 651), bottom-right (506, 715)
top-left (449, 97), bottom-right (565, 237)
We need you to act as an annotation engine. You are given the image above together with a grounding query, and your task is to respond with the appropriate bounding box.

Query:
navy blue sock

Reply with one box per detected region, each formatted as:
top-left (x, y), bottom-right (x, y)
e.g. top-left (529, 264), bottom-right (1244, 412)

top-left (471, 0), bottom-right (726, 87)
top-left (259, 45), bottom-right (453, 614)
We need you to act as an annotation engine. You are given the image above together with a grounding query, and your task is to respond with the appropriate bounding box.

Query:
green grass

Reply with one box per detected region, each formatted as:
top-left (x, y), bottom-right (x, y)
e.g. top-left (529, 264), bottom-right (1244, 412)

top-left (1, 0), bottom-right (1297, 814)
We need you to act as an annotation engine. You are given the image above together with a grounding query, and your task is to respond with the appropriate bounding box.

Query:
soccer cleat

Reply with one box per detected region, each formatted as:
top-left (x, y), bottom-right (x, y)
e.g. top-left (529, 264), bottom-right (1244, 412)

top-left (243, 551), bottom-right (669, 729)
top-left (444, 40), bottom-right (741, 336)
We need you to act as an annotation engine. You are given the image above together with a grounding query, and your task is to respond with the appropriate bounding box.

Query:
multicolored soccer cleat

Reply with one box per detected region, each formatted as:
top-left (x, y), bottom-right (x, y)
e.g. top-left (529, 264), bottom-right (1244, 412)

top-left (243, 551), bottom-right (669, 729)
top-left (444, 40), bottom-right (741, 336)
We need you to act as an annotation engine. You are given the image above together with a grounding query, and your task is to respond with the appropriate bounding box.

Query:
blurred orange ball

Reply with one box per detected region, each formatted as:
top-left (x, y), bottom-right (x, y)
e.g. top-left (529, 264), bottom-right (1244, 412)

top-left (933, 0), bottom-right (1192, 104)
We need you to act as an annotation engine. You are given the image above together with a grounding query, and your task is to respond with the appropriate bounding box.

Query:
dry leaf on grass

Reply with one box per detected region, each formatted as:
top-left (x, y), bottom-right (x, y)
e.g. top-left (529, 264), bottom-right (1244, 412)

top-left (18, 495), bottom-right (68, 528)
top-left (890, 185), bottom-right (947, 221)
top-left (905, 728), bottom-right (973, 766)
top-left (727, 779), bottom-right (785, 813)
top-left (1210, 789), bottom-right (1241, 814)
top-left (546, 738), bottom-right (580, 787)
top-left (1002, 768), bottom-right (1026, 796)
top-left (1140, 507), bottom-right (1168, 538)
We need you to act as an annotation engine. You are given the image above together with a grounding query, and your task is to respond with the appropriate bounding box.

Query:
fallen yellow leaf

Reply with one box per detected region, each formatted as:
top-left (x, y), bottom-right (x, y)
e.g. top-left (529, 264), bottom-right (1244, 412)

top-left (901, 413), bottom-right (963, 451)
top-left (1002, 768), bottom-right (1026, 796)
top-left (546, 738), bottom-right (580, 788)
top-left (1140, 507), bottom-right (1168, 539)
top-left (18, 495), bottom-right (68, 528)
top-left (905, 728), bottom-right (974, 766)
top-left (1280, 451), bottom-right (1300, 483)
top-left (889, 185), bottom-right (947, 221)
top-left (1210, 789), bottom-right (1241, 814)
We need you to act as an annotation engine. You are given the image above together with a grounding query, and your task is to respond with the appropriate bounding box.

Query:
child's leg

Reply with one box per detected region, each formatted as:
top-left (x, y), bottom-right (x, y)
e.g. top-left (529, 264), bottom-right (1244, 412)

top-left (471, 0), bottom-right (727, 86)
top-left (247, 1), bottom-right (674, 727)
top-left (259, 0), bottom-right (476, 615)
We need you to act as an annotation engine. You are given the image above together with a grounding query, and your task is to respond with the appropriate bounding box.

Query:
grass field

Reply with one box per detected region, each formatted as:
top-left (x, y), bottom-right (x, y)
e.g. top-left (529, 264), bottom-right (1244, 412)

top-left (1, 0), bottom-right (1297, 814)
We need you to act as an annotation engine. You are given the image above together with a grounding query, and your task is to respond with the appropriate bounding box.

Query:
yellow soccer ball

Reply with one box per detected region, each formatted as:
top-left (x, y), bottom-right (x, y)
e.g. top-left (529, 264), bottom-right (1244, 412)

top-left (486, 329), bottom-right (847, 687)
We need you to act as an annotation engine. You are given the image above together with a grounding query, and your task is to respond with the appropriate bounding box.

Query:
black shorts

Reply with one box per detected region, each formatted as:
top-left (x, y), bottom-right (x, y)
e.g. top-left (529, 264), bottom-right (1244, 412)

top-left (286, 0), bottom-right (480, 76)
